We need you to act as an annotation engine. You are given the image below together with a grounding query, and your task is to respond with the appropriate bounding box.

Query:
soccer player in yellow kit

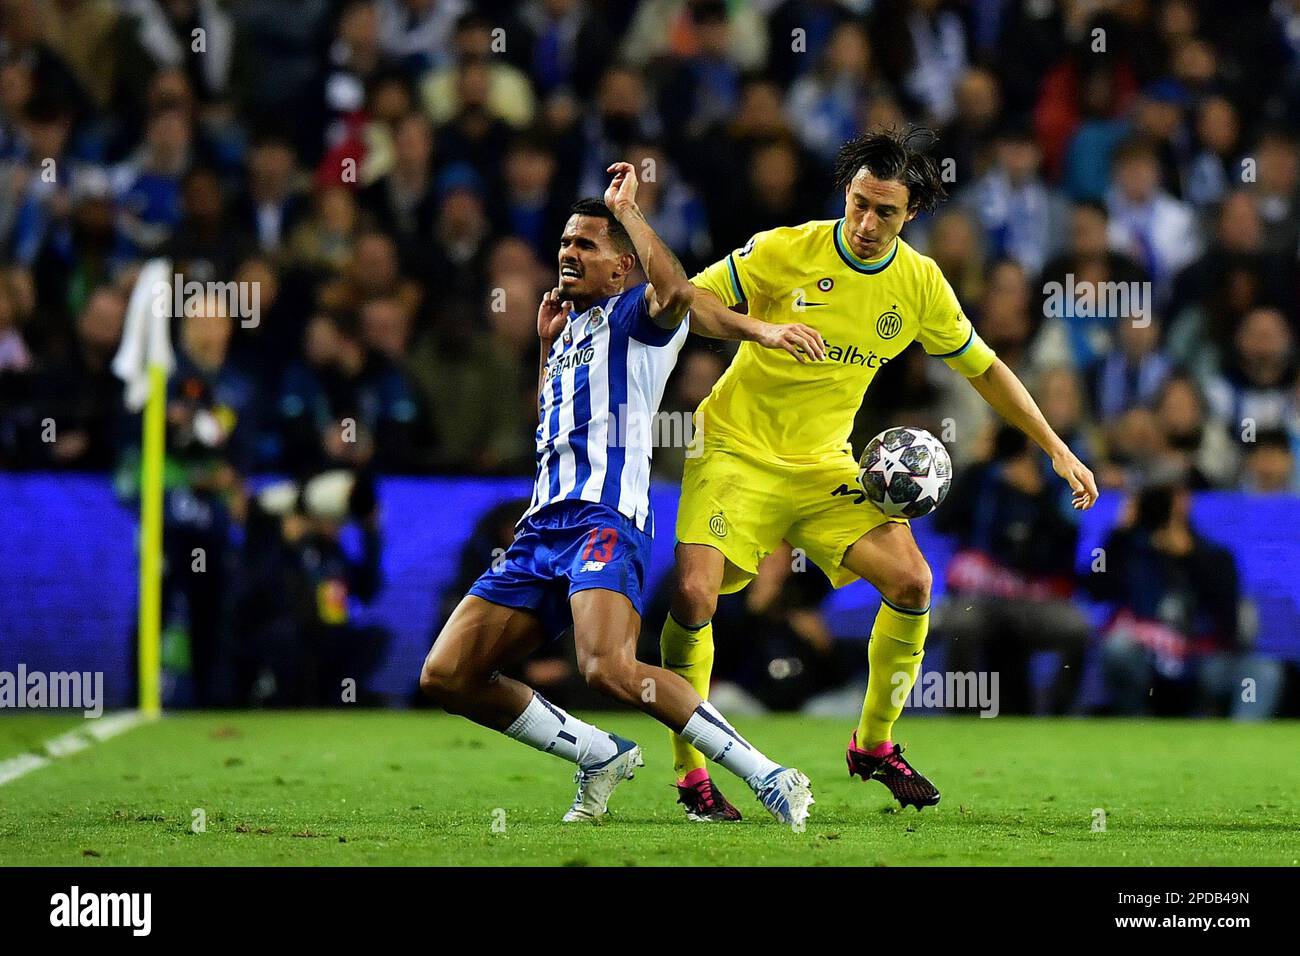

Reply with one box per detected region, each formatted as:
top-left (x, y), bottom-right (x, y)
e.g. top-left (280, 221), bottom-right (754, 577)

top-left (661, 128), bottom-right (1100, 821)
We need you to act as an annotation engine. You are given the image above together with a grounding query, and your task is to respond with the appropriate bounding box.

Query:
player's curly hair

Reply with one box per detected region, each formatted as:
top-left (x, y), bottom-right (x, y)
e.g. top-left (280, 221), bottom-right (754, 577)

top-left (832, 126), bottom-right (947, 213)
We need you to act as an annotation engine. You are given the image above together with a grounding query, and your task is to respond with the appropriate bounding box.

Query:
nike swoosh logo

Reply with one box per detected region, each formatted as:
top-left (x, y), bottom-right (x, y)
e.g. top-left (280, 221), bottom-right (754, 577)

top-left (911, 650), bottom-right (922, 656)
top-left (793, 296), bottom-right (829, 308)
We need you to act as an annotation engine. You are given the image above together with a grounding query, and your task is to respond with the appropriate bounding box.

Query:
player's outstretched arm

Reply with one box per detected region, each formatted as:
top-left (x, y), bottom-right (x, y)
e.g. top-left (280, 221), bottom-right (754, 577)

top-left (604, 162), bottom-right (693, 329)
top-left (967, 357), bottom-right (1100, 510)
top-left (689, 287), bottom-right (826, 363)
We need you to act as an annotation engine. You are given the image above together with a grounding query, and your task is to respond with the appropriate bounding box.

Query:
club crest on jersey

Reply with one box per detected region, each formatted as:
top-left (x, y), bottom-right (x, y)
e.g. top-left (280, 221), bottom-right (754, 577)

top-left (876, 310), bottom-right (903, 339)
top-left (587, 307), bottom-right (605, 333)
top-left (562, 326), bottom-right (573, 345)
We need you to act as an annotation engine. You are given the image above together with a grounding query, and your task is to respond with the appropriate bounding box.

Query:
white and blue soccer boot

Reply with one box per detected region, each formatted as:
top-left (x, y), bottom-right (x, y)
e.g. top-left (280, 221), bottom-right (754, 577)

top-left (753, 767), bottom-right (815, 830)
top-left (561, 735), bottom-right (644, 823)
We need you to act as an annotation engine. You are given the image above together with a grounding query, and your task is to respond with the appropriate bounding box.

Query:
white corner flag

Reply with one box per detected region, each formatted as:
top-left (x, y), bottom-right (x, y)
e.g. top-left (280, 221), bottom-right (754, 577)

top-left (112, 258), bottom-right (175, 410)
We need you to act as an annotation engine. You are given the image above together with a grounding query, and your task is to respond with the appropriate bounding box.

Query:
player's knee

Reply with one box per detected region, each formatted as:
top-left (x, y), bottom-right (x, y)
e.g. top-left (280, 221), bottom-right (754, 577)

top-left (672, 576), bottom-right (718, 626)
top-left (418, 657), bottom-right (473, 711)
top-left (887, 560), bottom-right (932, 610)
top-left (417, 660), bottom-right (451, 702)
top-left (579, 653), bottom-right (637, 703)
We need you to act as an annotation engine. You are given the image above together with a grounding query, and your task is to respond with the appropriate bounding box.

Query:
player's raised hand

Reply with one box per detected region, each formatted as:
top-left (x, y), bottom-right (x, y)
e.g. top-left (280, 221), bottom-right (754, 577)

top-left (538, 287), bottom-right (571, 341)
top-left (757, 322), bottom-right (827, 362)
top-left (604, 162), bottom-right (638, 214)
top-left (1052, 448), bottom-right (1100, 510)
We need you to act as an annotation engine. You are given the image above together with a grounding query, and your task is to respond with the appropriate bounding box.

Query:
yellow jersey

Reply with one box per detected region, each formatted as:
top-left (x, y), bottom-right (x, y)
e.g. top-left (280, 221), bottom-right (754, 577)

top-left (691, 218), bottom-right (997, 462)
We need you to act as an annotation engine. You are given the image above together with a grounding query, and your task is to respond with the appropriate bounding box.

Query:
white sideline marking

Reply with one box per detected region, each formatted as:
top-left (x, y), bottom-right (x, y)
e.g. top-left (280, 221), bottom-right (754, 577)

top-left (44, 729), bottom-right (93, 757)
top-left (0, 711), bottom-right (150, 786)
top-left (84, 711), bottom-right (148, 742)
top-left (0, 753), bottom-right (51, 786)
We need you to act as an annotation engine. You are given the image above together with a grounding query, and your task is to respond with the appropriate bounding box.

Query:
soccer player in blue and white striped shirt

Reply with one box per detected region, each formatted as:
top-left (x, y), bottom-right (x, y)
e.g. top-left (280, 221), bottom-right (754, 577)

top-left (419, 163), bottom-right (823, 827)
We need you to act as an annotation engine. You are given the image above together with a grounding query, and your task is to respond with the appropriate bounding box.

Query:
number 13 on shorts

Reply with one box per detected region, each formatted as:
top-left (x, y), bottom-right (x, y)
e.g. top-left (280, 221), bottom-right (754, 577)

top-left (582, 527), bottom-right (619, 563)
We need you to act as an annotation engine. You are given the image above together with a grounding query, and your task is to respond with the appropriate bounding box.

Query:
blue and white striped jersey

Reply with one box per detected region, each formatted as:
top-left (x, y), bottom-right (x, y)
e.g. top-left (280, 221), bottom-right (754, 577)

top-left (524, 282), bottom-right (689, 534)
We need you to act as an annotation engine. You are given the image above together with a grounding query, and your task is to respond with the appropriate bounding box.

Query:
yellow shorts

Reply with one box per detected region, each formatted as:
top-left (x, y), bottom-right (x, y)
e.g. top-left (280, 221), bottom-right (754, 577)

top-left (676, 440), bottom-right (907, 592)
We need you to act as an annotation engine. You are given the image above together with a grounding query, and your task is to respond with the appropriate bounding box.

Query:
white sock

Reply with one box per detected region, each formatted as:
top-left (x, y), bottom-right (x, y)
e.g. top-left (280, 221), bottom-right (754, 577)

top-left (503, 692), bottom-right (619, 768)
top-left (679, 701), bottom-right (780, 789)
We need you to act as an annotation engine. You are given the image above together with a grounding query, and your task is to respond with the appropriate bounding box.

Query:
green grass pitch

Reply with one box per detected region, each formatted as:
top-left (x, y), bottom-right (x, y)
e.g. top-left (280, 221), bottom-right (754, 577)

top-left (1, 712), bottom-right (1297, 866)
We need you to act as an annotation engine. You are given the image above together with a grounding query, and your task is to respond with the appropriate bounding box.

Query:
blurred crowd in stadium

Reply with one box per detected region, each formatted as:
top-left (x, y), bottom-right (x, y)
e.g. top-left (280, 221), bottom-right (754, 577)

top-left (0, 0), bottom-right (1296, 715)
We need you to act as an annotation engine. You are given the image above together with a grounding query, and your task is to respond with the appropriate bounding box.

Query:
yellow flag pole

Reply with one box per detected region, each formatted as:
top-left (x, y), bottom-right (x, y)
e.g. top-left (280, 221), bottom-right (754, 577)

top-left (137, 361), bottom-right (166, 717)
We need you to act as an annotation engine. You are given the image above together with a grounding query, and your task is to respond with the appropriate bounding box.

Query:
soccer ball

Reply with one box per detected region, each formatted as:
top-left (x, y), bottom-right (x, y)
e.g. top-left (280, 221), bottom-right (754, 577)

top-left (857, 426), bottom-right (953, 518)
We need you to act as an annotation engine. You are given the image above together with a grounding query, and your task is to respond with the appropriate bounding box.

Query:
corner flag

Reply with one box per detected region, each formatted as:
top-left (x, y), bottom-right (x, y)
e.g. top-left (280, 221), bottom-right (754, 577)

top-left (112, 259), bottom-right (174, 717)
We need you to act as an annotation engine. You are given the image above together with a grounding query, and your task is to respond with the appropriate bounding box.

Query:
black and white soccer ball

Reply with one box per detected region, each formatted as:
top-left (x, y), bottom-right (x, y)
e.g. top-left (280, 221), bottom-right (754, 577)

top-left (857, 426), bottom-right (953, 518)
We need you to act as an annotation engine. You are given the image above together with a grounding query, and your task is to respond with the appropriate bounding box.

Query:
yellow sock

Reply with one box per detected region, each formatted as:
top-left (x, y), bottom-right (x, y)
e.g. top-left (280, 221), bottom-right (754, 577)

top-left (856, 599), bottom-right (930, 749)
top-left (660, 612), bottom-right (713, 779)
